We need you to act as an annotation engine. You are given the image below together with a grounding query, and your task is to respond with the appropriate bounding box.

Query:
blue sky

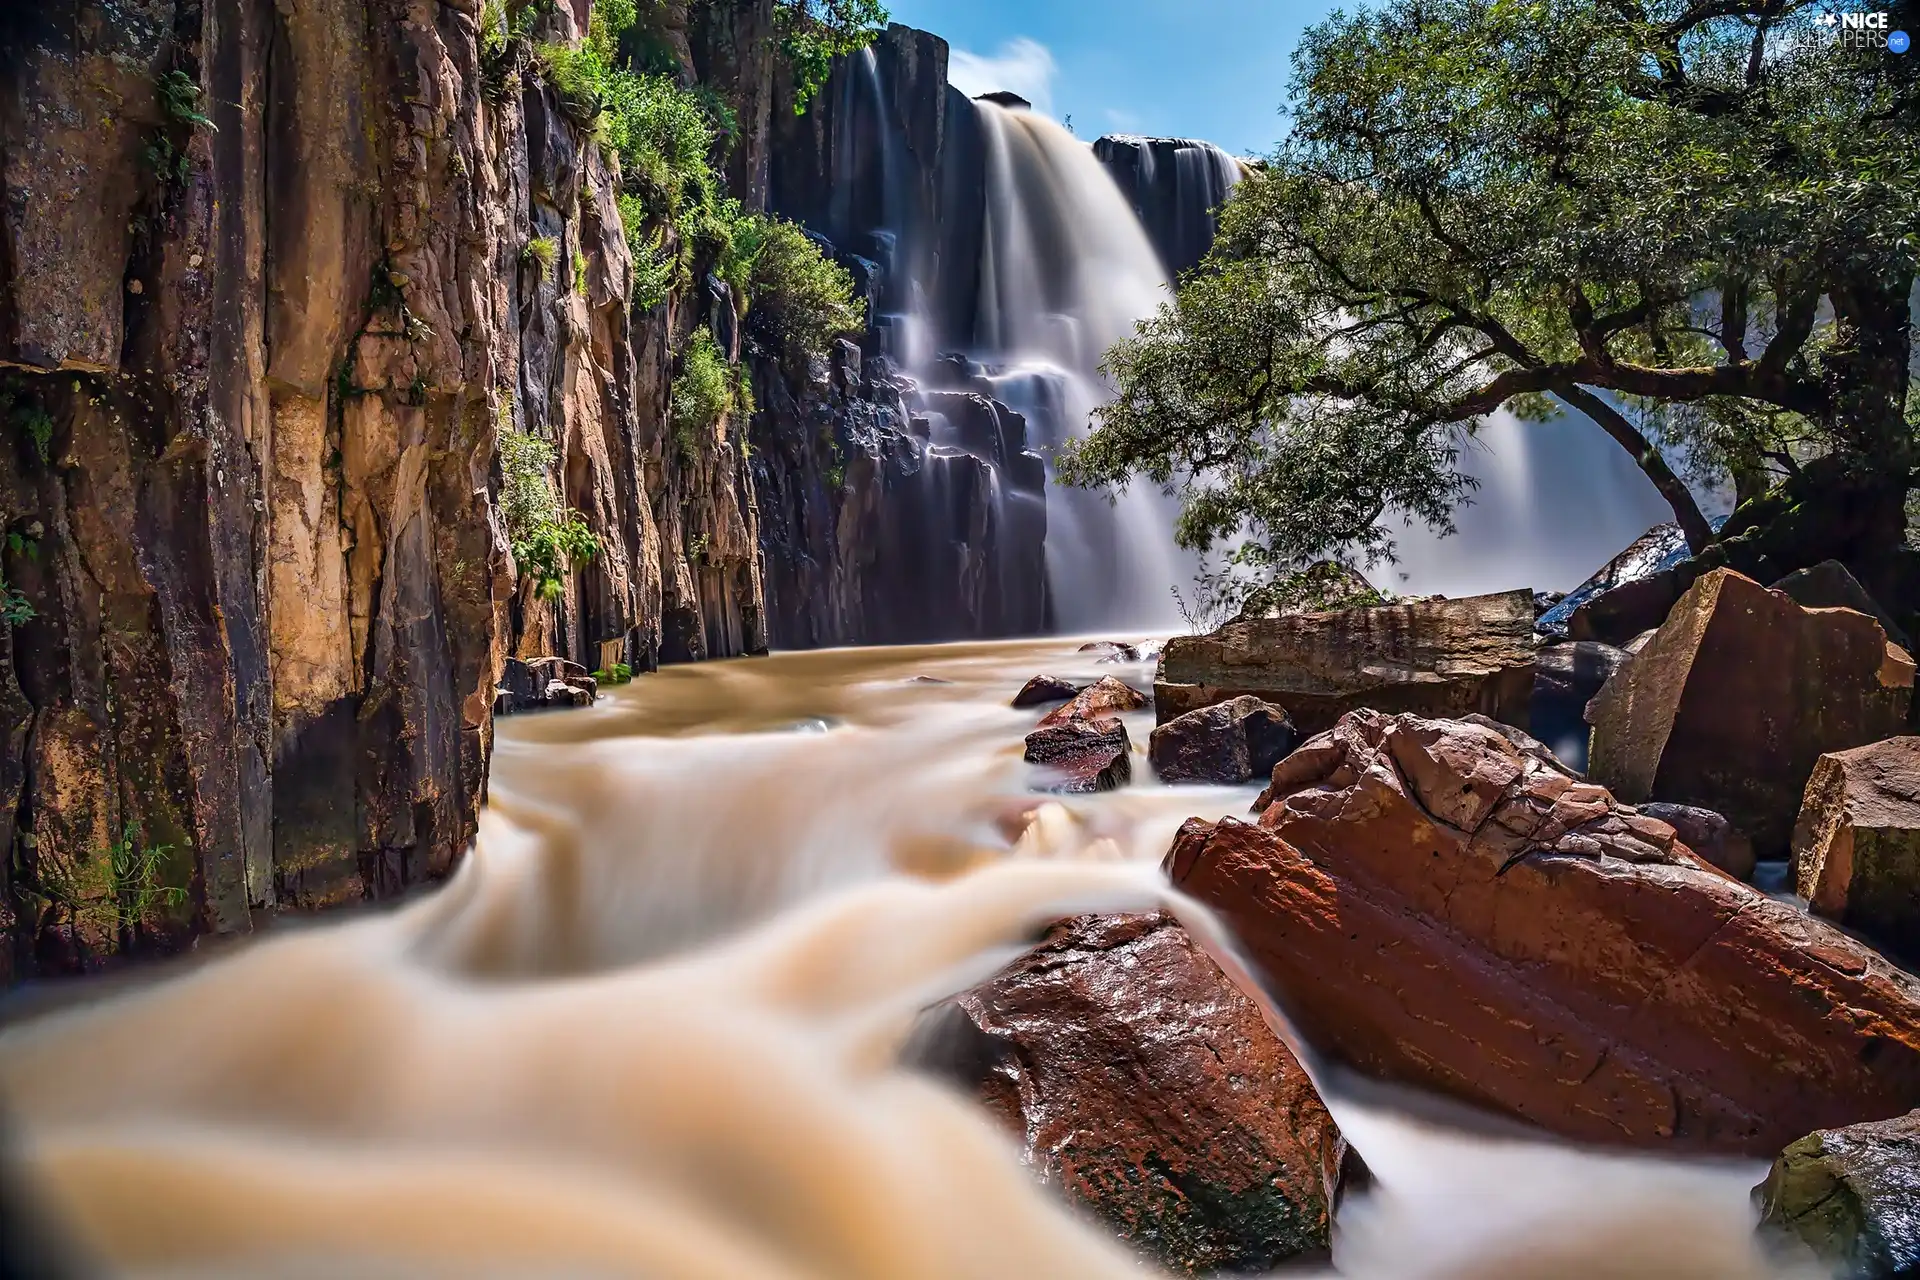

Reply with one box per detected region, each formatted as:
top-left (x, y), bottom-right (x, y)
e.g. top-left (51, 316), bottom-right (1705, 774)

top-left (881, 0), bottom-right (1348, 156)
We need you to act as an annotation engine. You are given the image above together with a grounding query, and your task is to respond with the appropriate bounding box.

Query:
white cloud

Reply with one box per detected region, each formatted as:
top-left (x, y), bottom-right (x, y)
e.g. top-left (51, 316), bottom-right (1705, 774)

top-left (947, 37), bottom-right (1057, 117)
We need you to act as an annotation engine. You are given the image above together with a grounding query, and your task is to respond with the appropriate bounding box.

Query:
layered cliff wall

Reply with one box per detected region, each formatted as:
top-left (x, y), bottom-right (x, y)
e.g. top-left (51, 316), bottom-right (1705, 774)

top-left (0, 0), bottom-right (838, 978)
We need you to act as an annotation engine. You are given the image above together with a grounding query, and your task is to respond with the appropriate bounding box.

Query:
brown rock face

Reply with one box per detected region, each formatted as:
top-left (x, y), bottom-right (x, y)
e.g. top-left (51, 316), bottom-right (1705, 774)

top-left (1795, 737), bottom-right (1920, 959)
top-left (1023, 719), bottom-right (1132, 794)
top-left (1148, 696), bottom-right (1296, 785)
top-left (1171, 710), bottom-right (1920, 1156)
top-left (925, 914), bottom-right (1343, 1274)
top-left (1587, 569), bottom-right (1914, 856)
top-left (1154, 589), bottom-right (1535, 736)
top-left (1035, 674), bottom-right (1147, 728)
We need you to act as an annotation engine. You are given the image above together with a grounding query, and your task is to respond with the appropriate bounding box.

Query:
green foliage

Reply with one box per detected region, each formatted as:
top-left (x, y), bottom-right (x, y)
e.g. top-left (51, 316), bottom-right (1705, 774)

top-left (1068, 0), bottom-right (1920, 590)
top-left (157, 70), bottom-right (214, 130)
top-left (34, 823), bottom-right (186, 937)
top-left (619, 194), bottom-right (676, 311)
top-left (522, 235), bottom-right (559, 272)
top-left (499, 418), bottom-right (600, 598)
top-left (143, 69), bottom-right (217, 186)
top-left (735, 214), bottom-right (863, 360)
top-left (0, 385), bottom-right (54, 465)
top-left (573, 245), bottom-right (589, 296)
top-left (671, 325), bottom-right (734, 454)
top-left (593, 661), bottom-right (634, 684)
top-left (774, 0), bottom-right (888, 114)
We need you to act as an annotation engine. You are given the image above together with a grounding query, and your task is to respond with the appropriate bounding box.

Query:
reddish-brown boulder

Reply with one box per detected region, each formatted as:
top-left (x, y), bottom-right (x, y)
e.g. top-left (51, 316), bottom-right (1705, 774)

top-left (1149, 695), bottom-right (1297, 785)
top-left (1036, 674), bottom-right (1147, 728)
top-left (1154, 589), bottom-right (1535, 736)
top-left (1172, 710), bottom-right (1920, 1157)
top-left (1795, 737), bottom-right (1920, 959)
top-left (1024, 719), bottom-right (1132, 793)
top-left (924, 913), bottom-right (1344, 1273)
top-left (1011, 675), bottom-right (1078, 708)
top-left (1587, 568), bottom-right (1914, 856)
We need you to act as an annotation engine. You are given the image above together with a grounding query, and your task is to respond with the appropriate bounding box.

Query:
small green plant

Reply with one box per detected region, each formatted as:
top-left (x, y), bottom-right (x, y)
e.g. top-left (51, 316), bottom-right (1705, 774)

top-left (0, 581), bottom-right (32, 627)
top-left (33, 823), bottom-right (186, 938)
top-left (592, 661), bottom-right (633, 684)
top-left (515, 512), bottom-right (599, 599)
top-left (143, 69), bottom-right (217, 186)
top-left (687, 530), bottom-right (711, 562)
top-left (572, 245), bottom-right (588, 297)
top-left (0, 386), bottom-right (55, 465)
top-left (670, 326), bottom-right (735, 455)
top-left (522, 235), bottom-right (558, 273)
top-left (498, 420), bottom-right (598, 598)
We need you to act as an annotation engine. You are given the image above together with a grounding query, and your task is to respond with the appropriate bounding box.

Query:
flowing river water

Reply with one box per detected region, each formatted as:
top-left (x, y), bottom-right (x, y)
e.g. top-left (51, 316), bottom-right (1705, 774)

top-left (0, 637), bottom-right (1818, 1277)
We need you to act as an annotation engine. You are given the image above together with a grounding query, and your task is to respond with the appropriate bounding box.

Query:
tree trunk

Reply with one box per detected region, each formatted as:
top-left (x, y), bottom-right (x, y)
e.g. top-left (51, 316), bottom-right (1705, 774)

top-left (1826, 268), bottom-right (1915, 550)
top-left (1557, 384), bottom-right (1717, 554)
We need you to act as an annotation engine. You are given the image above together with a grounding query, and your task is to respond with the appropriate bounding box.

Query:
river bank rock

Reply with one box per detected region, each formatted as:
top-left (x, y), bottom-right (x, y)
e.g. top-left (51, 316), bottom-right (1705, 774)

top-left (495, 657), bottom-right (598, 714)
top-left (1634, 802), bottom-right (1757, 881)
top-left (1795, 737), bottom-right (1920, 959)
top-left (1012, 675), bottom-right (1079, 708)
top-left (1148, 696), bottom-right (1296, 785)
top-left (1587, 569), bottom-right (1914, 856)
top-left (1079, 640), bottom-right (1142, 662)
top-left (1757, 1109), bottom-right (1920, 1278)
top-left (1024, 719), bottom-right (1133, 793)
top-left (1171, 709), bottom-right (1920, 1156)
top-left (1541, 522), bottom-right (1691, 641)
top-left (1037, 675), bottom-right (1148, 728)
top-left (918, 913), bottom-right (1343, 1273)
top-left (1154, 590), bottom-right (1535, 737)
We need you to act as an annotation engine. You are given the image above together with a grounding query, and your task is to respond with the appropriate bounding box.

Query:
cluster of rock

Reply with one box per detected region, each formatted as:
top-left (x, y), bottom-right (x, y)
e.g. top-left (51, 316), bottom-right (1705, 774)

top-left (493, 657), bottom-right (598, 715)
top-left (1016, 674), bottom-right (1146, 794)
top-left (947, 541), bottom-right (1920, 1275)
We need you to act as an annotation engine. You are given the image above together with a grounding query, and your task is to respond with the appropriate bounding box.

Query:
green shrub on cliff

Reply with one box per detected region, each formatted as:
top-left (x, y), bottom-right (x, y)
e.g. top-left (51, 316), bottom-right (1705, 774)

top-left (736, 215), bottom-right (863, 362)
top-left (498, 419), bottom-right (598, 598)
top-left (672, 326), bottom-right (735, 454)
top-left (774, 0), bottom-right (889, 114)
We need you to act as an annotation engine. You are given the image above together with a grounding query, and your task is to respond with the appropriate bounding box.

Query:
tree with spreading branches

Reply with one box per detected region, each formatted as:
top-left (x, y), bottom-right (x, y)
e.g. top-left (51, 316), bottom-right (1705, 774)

top-left (1063, 0), bottom-right (1918, 608)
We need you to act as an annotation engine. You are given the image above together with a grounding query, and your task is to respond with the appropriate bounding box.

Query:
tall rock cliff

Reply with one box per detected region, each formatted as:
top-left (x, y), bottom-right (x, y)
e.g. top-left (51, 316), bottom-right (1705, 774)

top-left (0, 0), bottom-right (900, 978)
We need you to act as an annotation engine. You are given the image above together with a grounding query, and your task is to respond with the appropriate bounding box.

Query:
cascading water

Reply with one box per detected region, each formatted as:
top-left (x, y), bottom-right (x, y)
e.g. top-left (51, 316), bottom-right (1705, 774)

top-left (1093, 134), bottom-right (1245, 280)
top-left (0, 641), bottom-right (1809, 1276)
top-left (966, 102), bottom-right (1192, 631)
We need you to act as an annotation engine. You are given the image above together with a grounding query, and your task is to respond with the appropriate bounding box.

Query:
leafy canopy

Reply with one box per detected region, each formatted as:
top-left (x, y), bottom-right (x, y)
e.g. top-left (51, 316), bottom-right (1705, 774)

top-left (1064, 0), bottom-right (1919, 592)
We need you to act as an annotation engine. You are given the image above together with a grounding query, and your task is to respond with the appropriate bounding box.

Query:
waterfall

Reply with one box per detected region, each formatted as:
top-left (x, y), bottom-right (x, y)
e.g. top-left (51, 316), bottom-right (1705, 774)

top-left (966, 102), bottom-right (1189, 631)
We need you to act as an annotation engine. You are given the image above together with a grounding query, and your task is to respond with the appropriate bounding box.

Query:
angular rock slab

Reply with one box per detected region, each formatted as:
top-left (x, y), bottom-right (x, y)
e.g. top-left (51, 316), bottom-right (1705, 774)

top-left (1588, 568), bottom-right (1913, 856)
top-left (927, 914), bottom-right (1343, 1273)
top-left (1036, 674), bottom-right (1147, 728)
top-left (1154, 589), bottom-right (1535, 737)
top-left (1024, 719), bottom-right (1132, 793)
top-left (1795, 737), bottom-right (1920, 958)
top-left (1757, 1109), bottom-right (1920, 1279)
top-left (1172, 709), bottom-right (1920, 1156)
top-left (1635, 802), bottom-right (1757, 882)
top-left (1149, 695), bottom-right (1296, 785)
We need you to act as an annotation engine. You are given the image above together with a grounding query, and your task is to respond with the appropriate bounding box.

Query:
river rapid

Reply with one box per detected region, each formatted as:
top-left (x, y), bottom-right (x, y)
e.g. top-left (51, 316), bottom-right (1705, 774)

top-left (0, 637), bottom-right (1817, 1278)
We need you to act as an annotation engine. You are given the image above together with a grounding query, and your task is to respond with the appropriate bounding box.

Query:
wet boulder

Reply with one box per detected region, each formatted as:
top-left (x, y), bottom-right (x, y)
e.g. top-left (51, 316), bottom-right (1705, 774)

top-left (1587, 569), bottom-right (1914, 856)
top-left (497, 656), bottom-right (596, 714)
top-left (1794, 737), bottom-right (1920, 958)
top-left (914, 913), bottom-right (1343, 1273)
top-left (1530, 640), bottom-right (1629, 772)
top-left (1541, 522), bottom-right (1691, 642)
top-left (1633, 802), bottom-right (1757, 881)
top-left (1155, 589), bottom-right (1536, 737)
top-left (1024, 719), bottom-right (1133, 793)
top-left (1036, 675), bottom-right (1148, 728)
top-left (1757, 1109), bottom-right (1920, 1279)
top-left (1078, 640), bottom-right (1142, 662)
top-left (1172, 710), bottom-right (1920, 1156)
top-left (1011, 675), bottom-right (1079, 708)
top-left (1149, 695), bottom-right (1296, 785)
